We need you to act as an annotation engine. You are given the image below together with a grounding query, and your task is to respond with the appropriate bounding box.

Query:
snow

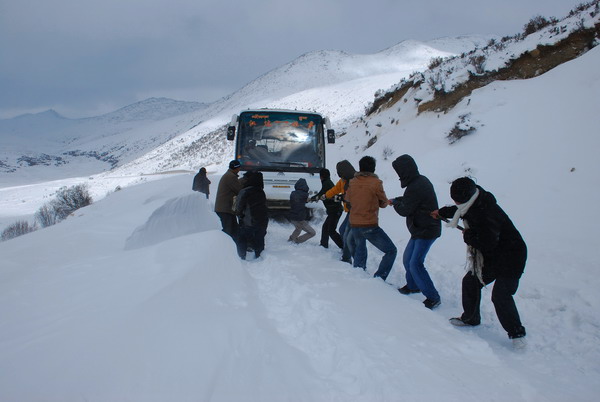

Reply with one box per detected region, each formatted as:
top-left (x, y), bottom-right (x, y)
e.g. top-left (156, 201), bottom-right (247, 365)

top-left (1, 6), bottom-right (600, 400)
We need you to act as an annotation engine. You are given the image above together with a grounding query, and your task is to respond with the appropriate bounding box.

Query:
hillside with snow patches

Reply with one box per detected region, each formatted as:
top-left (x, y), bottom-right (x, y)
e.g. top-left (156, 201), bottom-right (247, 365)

top-left (1, 4), bottom-right (600, 400)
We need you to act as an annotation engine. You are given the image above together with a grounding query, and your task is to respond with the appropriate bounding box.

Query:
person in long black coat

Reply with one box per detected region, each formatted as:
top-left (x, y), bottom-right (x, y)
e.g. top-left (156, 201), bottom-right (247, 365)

top-left (235, 170), bottom-right (269, 260)
top-left (391, 154), bottom-right (442, 310)
top-left (311, 168), bottom-right (344, 249)
top-left (432, 177), bottom-right (527, 342)
top-left (192, 167), bottom-right (211, 199)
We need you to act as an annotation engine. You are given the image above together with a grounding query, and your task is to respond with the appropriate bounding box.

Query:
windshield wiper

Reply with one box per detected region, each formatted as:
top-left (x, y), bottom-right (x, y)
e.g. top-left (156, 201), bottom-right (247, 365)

top-left (271, 161), bottom-right (307, 167)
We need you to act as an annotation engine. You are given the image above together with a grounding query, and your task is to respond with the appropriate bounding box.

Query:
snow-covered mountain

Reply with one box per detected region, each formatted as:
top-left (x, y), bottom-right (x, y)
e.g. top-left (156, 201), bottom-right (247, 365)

top-left (0, 37), bottom-right (490, 186)
top-left (1, 3), bottom-right (600, 400)
top-left (0, 98), bottom-right (208, 185)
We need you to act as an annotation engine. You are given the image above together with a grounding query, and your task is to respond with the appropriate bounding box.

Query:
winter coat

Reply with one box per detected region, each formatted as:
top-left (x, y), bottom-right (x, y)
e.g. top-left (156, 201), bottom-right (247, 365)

top-left (236, 171), bottom-right (269, 228)
top-left (192, 169), bottom-right (211, 195)
top-left (439, 186), bottom-right (527, 279)
top-left (324, 160), bottom-right (356, 212)
top-left (289, 178), bottom-right (310, 221)
top-left (316, 177), bottom-right (343, 215)
top-left (345, 172), bottom-right (389, 227)
top-left (391, 155), bottom-right (441, 239)
top-left (214, 169), bottom-right (242, 214)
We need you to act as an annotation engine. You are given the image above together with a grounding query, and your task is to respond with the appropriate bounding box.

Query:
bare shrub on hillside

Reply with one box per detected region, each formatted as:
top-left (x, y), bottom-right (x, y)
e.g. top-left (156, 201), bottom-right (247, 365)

top-left (1, 220), bottom-right (37, 241)
top-left (35, 184), bottom-right (93, 227)
top-left (523, 15), bottom-right (556, 36)
top-left (428, 56), bottom-right (444, 70)
top-left (382, 146), bottom-right (394, 161)
top-left (447, 114), bottom-right (477, 144)
top-left (469, 55), bottom-right (487, 75)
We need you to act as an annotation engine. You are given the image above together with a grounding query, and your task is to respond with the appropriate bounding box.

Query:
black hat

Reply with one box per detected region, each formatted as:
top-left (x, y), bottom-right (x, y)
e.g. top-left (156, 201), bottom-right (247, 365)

top-left (450, 177), bottom-right (477, 204)
top-left (229, 159), bottom-right (241, 169)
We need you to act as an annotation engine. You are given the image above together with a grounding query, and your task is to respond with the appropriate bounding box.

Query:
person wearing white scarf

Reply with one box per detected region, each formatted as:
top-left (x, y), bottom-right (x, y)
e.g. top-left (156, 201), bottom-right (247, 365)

top-left (432, 177), bottom-right (527, 348)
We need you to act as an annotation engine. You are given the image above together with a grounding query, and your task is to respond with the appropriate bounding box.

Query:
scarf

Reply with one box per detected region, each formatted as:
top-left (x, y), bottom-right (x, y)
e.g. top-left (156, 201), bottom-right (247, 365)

top-left (446, 189), bottom-right (486, 285)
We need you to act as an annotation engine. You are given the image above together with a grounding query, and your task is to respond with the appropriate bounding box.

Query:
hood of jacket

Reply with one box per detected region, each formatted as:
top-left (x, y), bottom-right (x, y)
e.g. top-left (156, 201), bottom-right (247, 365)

top-left (243, 170), bottom-right (264, 189)
top-left (295, 178), bottom-right (309, 192)
top-left (392, 154), bottom-right (419, 188)
top-left (336, 160), bottom-right (356, 181)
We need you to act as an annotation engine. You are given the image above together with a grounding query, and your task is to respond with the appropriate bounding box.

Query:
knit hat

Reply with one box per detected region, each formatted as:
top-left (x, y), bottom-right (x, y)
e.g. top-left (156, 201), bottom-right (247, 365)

top-left (450, 177), bottom-right (477, 204)
top-left (229, 159), bottom-right (241, 169)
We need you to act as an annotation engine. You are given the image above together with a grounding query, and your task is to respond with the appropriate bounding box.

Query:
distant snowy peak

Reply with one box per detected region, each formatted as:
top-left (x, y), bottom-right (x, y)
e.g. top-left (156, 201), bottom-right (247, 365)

top-left (213, 36), bottom-right (488, 111)
top-left (93, 97), bottom-right (208, 123)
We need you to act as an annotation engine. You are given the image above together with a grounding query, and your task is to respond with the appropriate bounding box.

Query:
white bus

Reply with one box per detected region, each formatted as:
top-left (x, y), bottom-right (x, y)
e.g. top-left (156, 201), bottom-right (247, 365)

top-left (227, 109), bottom-right (335, 209)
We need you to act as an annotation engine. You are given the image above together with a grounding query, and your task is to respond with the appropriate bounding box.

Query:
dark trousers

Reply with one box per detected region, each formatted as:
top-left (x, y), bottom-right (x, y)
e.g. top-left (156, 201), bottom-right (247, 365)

top-left (216, 212), bottom-right (239, 242)
top-left (461, 271), bottom-right (526, 339)
top-left (320, 211), bottom-right (343, 249)
top-left (237, 225), bottom-right (267, 259)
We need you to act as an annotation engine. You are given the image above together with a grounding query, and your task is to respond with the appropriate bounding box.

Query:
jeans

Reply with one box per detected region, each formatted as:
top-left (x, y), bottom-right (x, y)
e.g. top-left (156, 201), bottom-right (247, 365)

top-left (461, 272), bottom-right (526, 339)
top-left (339, 214), bottom-right (355, 262)
top-left (350, 226), bottom-right (397, 281)
top-left (320, 211), bottom-right (343, 249)
top-left (403, 238), bottom-right (440, 301)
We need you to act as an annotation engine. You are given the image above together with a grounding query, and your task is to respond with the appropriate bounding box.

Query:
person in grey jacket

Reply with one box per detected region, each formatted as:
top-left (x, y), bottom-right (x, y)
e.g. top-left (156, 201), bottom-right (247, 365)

top-left (214, 160), bottom-right (243, 241)
top-left (288, 178), bottom-right (316, 244)
top-left (391, 154), bottom-right (442, 310)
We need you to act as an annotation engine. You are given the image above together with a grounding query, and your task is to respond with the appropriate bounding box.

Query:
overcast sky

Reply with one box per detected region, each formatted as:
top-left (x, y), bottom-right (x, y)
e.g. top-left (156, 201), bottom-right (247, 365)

top-left (0, 0), bottom-right (585, 119)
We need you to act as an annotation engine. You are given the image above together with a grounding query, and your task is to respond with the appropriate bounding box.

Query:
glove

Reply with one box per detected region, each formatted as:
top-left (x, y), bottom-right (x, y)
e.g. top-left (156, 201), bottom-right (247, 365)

top-left (320, 194), bottom-right (327, 201)
top-left (333, 194), bottom-right (343, 202)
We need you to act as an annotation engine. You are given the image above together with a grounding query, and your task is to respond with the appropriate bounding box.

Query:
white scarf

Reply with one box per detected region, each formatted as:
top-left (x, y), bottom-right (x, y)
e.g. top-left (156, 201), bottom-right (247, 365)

top-left (446, 189), bottom-right (486, 285)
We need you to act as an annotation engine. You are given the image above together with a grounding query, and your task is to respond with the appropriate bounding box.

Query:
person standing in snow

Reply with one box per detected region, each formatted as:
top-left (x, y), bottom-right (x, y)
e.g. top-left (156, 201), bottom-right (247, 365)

top-left (324, 160), bottom-right (357, 263)
top-left (345, 156), bottom-right (397, 280)
top-left (311, 168), bottom-right (344, 249)
top-left (288, 178), bottom-right (316, 244)
top-left (235, 170), bottom-right (269, 260)
top-left (390, 154), bottom-right (442, 310)
top-left (192, 167), bottom-right (211, 199)
top-left (431, 177), bottom-right (527, 347)
top-left (214, 160), bottom-right (243, 242)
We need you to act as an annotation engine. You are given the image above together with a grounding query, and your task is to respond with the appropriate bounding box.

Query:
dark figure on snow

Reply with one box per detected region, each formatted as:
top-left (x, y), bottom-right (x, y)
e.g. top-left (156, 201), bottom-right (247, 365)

top-left (391, 155), bottom-right (442, 310)
top-left (432, 177), bottom-right (527, 348)
top-left (324, 160), bottom-right (357, 263)
top-left (288, 178), bottom-right (316, 244)
top-left (235, 170), bottom-right (269, 260)
top-left (311, 168), bottom-right (344, 249)
top-left (214, 160), bottom-right (243, 242)
top-left (345, 156), bottom-right (397, 281)
top-left (192, 167), bottom-right (211, 199)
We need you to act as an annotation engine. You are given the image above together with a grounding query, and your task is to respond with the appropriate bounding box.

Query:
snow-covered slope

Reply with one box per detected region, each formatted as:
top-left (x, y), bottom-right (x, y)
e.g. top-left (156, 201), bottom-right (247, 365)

top-left (1, 6), bottom-right (599, 401)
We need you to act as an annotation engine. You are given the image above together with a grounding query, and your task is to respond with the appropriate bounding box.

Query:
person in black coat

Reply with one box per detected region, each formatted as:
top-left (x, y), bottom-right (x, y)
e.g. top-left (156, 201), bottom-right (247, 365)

top-left (391, 155), bottom-right (442, 309)
top-left (288, 178), bottom-right (316, 244)
top-left (192, 167), bottom-right (211, 199)
top-left (432, 177), bottom-right (527, 343)
top-left (311, 168), bottom-right (344, 249)
top-left (235, 170), bottom-right (269, 260)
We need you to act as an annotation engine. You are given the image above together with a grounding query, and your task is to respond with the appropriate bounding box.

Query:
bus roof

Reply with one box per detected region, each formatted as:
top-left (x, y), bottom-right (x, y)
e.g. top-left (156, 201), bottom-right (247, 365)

top-left (239, 108), bottom-right (324, 117)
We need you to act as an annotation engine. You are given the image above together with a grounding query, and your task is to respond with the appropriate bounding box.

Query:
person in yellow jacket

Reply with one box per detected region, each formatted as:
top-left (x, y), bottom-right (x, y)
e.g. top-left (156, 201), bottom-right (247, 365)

top-left (323, 160), bottom-right (356, 263)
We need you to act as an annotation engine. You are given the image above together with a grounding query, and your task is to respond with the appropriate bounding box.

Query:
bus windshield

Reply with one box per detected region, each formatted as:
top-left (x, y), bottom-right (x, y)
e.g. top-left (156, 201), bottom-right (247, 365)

top-left (236, 111), bottom-right (325, 172)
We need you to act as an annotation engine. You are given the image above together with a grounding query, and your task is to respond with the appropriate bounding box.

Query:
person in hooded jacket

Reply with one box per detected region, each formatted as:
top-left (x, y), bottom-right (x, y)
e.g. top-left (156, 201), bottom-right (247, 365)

top-left (235, 170), bottom-right (269, 260)
top-left (324, 160), bottom-right (357, 262)
top-left (192, 167), bottom-right (211, 199)
top-left (311, 168), bottom-right (344, 249)
top-left (432, 177), bottom-right (527, 347)
top-left (288, 178), bottom-right (316, 244)
top-left (390, 154), bottom-right (442, 310)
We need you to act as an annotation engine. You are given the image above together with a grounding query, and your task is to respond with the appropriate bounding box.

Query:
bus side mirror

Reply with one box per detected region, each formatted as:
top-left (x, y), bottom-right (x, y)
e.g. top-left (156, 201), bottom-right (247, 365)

top-left (327, 129), bottom-right (335, 144)
top-left (227, 126), bottom-right (236, 141)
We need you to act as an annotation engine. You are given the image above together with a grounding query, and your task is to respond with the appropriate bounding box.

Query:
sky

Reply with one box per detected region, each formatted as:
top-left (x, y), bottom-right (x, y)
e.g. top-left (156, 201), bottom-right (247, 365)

top-left (0, 0), bottom-right (586, 119)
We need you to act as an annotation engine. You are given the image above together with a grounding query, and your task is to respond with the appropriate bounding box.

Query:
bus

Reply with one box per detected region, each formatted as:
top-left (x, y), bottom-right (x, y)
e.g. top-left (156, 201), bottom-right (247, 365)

top-left (227, 109), bottom-right (336, 209)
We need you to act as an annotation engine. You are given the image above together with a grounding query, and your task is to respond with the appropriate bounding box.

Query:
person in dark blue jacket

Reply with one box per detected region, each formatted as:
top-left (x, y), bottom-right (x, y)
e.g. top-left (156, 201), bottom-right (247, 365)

top-left (235, 170), bottom-right (269, 260)
top-left (288, 178), bottom-right (316, 244)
